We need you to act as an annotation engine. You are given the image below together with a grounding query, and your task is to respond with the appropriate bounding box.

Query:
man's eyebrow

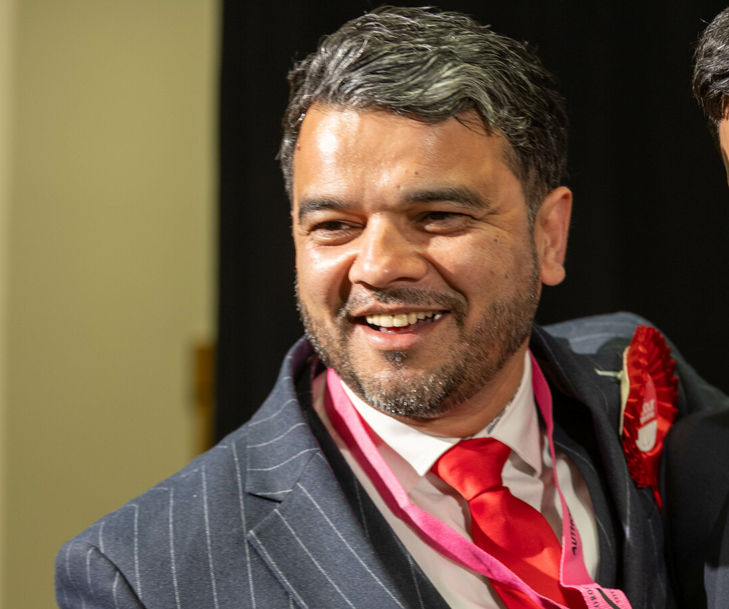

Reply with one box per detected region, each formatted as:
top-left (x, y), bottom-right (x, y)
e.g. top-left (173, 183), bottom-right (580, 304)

top-left (402, 186), bottom-right (492, 211)
top-left (297, 197), bottom-right (351, 222)
top-left (297, 187), bottom-right (491, 221)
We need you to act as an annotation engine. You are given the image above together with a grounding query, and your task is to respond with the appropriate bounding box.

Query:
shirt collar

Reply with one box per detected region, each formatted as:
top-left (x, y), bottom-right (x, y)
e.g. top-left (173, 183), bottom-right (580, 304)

top-left (341, 350), bottom-right (542, 481)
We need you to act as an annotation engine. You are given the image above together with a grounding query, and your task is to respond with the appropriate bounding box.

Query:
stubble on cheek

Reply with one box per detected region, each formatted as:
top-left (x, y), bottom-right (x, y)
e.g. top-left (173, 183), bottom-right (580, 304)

top-left (295, 285), bottom-right (348, 370)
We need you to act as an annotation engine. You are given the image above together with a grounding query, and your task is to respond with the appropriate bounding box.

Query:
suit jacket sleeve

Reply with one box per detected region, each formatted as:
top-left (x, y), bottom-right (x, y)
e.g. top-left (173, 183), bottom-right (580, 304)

top-left (56, 539), bottom-right (144, 609)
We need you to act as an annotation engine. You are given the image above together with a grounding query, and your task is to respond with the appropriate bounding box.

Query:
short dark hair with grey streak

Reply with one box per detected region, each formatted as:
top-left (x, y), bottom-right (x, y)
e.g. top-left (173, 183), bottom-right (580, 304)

top-left (694, 7), bottom-right (729, 133)
top-left (279, 6), bottom-right (568, 218)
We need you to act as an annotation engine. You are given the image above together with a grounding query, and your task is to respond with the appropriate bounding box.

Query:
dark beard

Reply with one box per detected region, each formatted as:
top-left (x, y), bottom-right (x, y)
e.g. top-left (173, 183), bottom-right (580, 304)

top-left (297, 248), bottom-right (540, 420)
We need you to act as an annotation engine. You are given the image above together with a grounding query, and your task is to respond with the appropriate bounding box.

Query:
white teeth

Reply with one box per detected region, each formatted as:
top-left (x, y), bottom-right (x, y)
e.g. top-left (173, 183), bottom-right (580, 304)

top-left (379, 315), bottom-right (394, 328)
top-left (364, 310), bottom-right (444, 328)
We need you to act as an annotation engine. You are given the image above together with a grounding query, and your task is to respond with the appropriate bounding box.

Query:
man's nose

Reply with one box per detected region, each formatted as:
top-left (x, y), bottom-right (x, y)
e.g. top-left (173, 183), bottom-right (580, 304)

top-left (348, 219), bottom-right (428, 288)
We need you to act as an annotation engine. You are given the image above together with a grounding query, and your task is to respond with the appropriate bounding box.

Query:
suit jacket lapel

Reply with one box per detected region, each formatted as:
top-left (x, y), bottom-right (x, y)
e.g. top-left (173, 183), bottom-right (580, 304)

top-left (552, 420), bottom-right (619, 589)
top-left (304, 398), bottom-right (450, 609)
top-left (243, 339), bottom-right (441, 609)
top-left (532, 325), bottom-right (666, 609)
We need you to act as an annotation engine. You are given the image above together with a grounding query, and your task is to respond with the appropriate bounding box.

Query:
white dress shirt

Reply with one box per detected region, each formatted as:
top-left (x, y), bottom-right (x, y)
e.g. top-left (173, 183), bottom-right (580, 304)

top-left (313, 352), bottom-right (599, 609)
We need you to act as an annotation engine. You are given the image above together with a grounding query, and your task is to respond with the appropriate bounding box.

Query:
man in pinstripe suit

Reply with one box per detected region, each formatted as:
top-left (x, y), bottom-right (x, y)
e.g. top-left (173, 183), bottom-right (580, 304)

top-left (56, 7), bottom-right (727, 608)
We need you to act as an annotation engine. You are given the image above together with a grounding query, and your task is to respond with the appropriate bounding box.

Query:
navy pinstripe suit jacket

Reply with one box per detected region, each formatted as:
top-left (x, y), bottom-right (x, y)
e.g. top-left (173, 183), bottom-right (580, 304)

top-left (56, 313), bottom-right (727, 608)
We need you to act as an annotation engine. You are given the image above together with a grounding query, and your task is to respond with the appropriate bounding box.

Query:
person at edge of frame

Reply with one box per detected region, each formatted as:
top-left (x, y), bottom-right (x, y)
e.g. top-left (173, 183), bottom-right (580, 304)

top-left (662, 7), bottom-right (729, 609)
top-left (56, 6), bottom-right (728, 609)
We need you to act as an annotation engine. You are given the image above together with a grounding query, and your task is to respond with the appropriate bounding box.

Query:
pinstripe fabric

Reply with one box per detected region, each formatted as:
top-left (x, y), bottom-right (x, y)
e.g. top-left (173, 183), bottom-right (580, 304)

top-left (56, 314), bottom-right (723, 608)
top-left (56, 339), bottom-right (439, 609)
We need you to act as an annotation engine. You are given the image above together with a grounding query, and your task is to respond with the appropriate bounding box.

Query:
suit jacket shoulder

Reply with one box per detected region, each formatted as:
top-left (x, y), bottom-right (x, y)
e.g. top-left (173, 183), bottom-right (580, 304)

top-left (545, 311), bottom-right (729, 416)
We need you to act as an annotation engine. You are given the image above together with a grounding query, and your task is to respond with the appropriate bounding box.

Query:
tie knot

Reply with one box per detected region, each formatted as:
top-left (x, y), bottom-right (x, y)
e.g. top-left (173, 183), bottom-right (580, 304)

top-left (432, 437), bottom-right (511, 501)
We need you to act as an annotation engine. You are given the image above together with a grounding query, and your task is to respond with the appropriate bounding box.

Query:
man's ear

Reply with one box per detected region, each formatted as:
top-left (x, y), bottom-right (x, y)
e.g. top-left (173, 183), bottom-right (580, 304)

top-left (533, 186), bottom-right (572, 286)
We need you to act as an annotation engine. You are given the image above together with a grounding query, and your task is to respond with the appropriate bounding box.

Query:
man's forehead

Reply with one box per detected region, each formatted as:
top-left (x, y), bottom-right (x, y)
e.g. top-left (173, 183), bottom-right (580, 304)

top-left (296, 106), bottom-right (479, 156)
top-left (293, 105), bottom-right (511, 184)
top-left (291, 106), bottom-right (528, 222)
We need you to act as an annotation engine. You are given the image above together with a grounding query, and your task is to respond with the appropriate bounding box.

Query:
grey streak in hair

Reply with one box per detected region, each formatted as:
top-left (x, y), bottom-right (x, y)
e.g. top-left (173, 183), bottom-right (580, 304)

top-left (279, 6), bottom-right (568, 218)
top-left (694, 7), bottom-right (729, 138)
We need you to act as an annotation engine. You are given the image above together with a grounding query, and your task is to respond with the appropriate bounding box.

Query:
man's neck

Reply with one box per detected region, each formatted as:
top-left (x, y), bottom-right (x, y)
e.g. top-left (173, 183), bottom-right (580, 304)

top-left (389, 343), bottom-right (530, 438)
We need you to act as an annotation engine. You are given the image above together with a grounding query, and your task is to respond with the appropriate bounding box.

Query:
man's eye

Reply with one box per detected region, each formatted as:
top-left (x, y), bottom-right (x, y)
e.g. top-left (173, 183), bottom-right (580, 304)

top-left (422, 211), bottom-right (459, 221)
top-left (420, 211), bottom-right (471, 231)
top-left (312, 221), bottom-right (353, 232)
top-left (421, 211), bottom-right (472, 226)
top-left (307, 220), bottom-right (360, 244)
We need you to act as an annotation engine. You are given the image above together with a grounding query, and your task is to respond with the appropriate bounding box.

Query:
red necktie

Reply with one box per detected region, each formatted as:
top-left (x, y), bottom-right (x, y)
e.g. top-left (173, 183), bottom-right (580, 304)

top-left (433, 438), bottom-right (578, 608)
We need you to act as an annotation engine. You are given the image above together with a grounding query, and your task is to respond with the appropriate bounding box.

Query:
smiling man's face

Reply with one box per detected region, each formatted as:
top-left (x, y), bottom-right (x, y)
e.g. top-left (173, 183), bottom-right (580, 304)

top-left (292, 106), bottom-right (570, 425)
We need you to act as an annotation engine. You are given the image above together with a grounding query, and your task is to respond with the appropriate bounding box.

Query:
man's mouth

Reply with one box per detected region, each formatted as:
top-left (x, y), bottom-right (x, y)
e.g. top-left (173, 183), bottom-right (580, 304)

top-left (358, 310), bottom-right (447, 333)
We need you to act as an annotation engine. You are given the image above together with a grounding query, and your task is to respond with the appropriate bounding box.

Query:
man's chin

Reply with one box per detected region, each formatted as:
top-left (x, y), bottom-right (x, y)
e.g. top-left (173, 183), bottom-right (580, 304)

top-left (332, 360), bottom-right (457, 417)
top-left (342, 356), bottom-right (439, 385)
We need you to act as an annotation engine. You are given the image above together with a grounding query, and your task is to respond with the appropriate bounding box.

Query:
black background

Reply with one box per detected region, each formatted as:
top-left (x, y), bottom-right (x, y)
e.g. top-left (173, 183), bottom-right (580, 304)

top-left (216, 1), bottom-right (729, 441)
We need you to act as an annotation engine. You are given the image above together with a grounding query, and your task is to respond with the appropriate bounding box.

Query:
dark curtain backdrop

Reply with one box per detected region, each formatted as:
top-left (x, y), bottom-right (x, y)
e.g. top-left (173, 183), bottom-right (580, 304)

top-left (217, 0), bottom-right (729, 441)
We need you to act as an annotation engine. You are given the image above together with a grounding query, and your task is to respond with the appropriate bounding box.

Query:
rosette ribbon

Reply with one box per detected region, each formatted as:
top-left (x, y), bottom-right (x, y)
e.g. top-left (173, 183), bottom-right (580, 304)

top-left (618, 325), bottom-right (678, 509)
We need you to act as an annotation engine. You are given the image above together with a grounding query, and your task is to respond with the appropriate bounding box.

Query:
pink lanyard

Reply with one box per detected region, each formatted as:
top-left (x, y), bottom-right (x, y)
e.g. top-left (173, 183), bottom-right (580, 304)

top-left (324, 353), bottom-right (632, 609)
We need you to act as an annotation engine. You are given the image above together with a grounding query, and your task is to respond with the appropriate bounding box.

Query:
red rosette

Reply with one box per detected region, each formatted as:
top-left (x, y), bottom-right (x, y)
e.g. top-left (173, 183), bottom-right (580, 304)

top-left (620, 325), bottom-right (678, 510)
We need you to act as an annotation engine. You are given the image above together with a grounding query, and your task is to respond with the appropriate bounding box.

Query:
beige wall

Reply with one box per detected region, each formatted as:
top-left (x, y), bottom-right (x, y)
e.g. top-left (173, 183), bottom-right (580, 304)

top-left (0, 0), bottom-right (13, 605)
top-left (1, 1), bottom-right (219, 607)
